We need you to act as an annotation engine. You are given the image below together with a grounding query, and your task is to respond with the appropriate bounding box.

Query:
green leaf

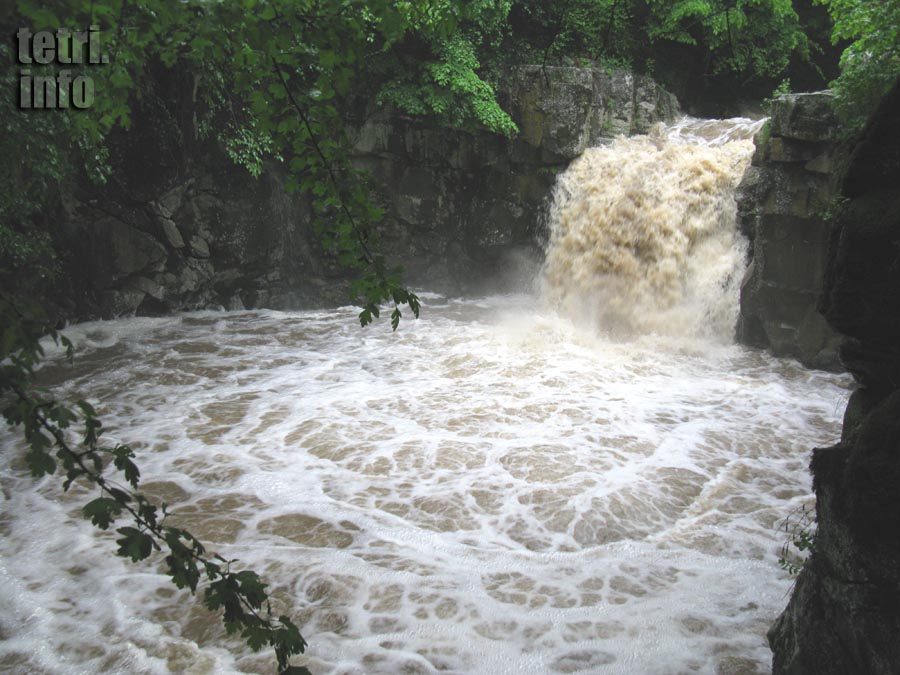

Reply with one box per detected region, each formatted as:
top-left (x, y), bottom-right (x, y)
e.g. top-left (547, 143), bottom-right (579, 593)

top-left (83, 416), bottom-right (102, 447)
top-left (83, 497), bottom-right (123, 529)
top-left (76, 400), bottom-right (97, 417)
top-left (136, 497), bottom-right (158, 526)
top-left (109, 69), bottom-right (134, 89)
top-left (112, 445), bottom-right (140, 488)
top-left (116, 527), bottom-right (156, 562)
top-left (235, 570), bottom-right (268, 608)
top-left (165, 551), bottom-right (201, 591)
top-left (25, 447), bottom-right (56, 477)
top-left (107, 487), bottom-right (133, 503)
top-left (242, 623), bottom-right (271, 651)
top-left (63, 467), bottom-right (86, 491)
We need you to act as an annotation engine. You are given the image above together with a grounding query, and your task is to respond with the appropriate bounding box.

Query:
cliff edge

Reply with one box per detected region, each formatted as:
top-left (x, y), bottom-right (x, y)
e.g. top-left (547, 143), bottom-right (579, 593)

top-left (768, 80), bottom-right (900, 675)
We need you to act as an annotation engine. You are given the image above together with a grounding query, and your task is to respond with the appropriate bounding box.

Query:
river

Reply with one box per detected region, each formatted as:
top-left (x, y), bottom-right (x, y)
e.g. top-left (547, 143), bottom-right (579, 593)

top-left (0, 119), bottom-right (852, 674)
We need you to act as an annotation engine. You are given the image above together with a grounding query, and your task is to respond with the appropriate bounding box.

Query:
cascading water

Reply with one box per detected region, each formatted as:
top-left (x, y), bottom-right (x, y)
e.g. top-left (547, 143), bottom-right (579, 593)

top-left (0, 118), bottom-right (850, 675)
top-left (541, 118), bottom-right (763, 340)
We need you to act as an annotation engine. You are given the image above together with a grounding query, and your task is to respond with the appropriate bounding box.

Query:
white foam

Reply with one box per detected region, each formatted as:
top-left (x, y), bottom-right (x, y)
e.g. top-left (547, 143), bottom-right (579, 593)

top-left (541, 118), bottom-right (761, 341)
top-left (665, 116), bottom-right (767, 146)
top-left (0, 298), bottom-right (850, 673)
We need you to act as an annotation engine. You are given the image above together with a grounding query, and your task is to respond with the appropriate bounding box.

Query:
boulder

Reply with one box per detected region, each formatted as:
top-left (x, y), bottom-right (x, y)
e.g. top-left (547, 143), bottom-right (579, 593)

top-left (158, 216), bottom-right (186, 249)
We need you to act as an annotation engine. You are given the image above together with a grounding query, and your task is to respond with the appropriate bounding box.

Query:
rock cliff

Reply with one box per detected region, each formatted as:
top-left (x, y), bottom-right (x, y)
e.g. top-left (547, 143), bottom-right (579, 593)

top-left (58, 64), bottom-right (677, 318)
top-left (767, 81), bottom-right (900, 674)
top-left (736, 92), bottom-right (846, 370)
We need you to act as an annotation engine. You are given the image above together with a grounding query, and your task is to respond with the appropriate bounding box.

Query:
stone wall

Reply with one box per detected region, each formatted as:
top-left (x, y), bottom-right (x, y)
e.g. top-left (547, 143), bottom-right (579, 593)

top-left (736, 92), bottom-right (845, 370)
top-left (768, 81), bottom-right (900, 674)
top-left (57, 64), bottom-right (678, 319)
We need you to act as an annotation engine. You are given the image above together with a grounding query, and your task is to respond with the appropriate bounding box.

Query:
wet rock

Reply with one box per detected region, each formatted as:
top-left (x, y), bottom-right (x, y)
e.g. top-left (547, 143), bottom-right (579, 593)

top-left (769, 80), bottom-right (900, 675)
top-left (127, 275), bottom-right (165, 300)
top-left (511, 66), bottom-right (596, 160)
top-left (97, 287), bottom-right (146, 317)
top-left (188, 235), bottom-right (210, 258)
top-left (770, 91), bottom-right (839, 142)
top-left (225, 294), bottom-right (245, 311)
top-left (157, 182), bottom-right (191, 219)
top-left (769, 393), bottom-right (900, 675)
top-left (820, 84), bottom-right (900, 390)
top-left (508, 65), bottom-right (679, 162)
top-left (632, 73), bottom-right (680, 134)
top-left (737, 92), bottom-right (844, 369)
top-left (77, 217), bottom-right (168, 289)
top-left (158, 216), bottom-right (185, 249)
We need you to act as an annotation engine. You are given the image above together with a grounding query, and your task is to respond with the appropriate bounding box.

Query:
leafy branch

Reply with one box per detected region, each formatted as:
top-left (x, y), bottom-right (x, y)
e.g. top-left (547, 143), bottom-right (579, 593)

top-left (1, 294), bottom-right (310, 675)
top-left (817, 0), bottom-right (900, 133)
top-left (265, 50), bottom-right (421, 331)
top-left (254, 11), bottom-right (421, 330)
top-left (777, 502), bottom-right (817, 576)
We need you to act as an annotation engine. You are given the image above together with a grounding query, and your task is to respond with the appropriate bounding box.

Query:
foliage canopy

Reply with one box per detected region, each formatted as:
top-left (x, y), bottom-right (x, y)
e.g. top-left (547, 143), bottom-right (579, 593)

top-left (504, 0), bottom-right (821, 86)
top-left (817, 0), bottom-right (900, 132)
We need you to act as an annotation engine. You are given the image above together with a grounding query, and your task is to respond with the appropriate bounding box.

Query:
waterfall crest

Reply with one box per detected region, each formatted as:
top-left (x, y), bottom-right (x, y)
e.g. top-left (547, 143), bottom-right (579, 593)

top-left (541, 118), bottom-right (762, 341)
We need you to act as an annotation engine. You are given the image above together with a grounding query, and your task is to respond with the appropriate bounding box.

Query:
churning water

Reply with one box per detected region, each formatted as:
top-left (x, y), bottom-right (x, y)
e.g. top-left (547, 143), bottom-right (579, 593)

top-left (0, 120), bottom-right (851, 675)
top-left (542, 118), bottom-right (758, 341)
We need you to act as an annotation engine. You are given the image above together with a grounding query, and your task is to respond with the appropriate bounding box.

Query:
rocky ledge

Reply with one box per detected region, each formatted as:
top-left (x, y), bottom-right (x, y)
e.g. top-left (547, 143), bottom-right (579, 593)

top-left (736, 91), bottom-right (846, 370)
top-left (768, 81), bottom-right (900, 674)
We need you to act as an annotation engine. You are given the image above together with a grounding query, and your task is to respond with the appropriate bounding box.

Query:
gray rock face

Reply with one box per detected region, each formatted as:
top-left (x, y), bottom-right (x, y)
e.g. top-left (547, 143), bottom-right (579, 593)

top-left (66, 155), bottom-right (325, 316)
top-left (507, 66), bottom-right (678, 161)
top-left (768, 81), bottom-right (900, 675)
top-left (736, 92), bottom-right (845, 370)
top-left (349, 65), bottom-right (677, 297)
top-left (770, 92), bottom-right (841, 143)
top-left (60, 64), bottom-right (678, 318)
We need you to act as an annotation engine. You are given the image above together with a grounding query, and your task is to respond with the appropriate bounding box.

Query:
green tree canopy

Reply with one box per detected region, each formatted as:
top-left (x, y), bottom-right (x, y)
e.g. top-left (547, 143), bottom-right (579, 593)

top-left (646, 0), bottom-right (811, 77)
top-left (817, 0), bottom-right (900, 131)
top-left (500, 0), bottom-right (821, 86)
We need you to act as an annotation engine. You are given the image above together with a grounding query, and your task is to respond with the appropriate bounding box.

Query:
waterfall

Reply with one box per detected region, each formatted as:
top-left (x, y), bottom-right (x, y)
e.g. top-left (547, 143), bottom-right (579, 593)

top-left (541, 118), bottom-right (764, 341)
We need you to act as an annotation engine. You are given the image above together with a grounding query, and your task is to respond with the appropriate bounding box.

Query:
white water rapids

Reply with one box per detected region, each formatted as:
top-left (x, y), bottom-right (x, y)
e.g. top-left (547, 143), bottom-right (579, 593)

top-left (1, 119), bottom-right (851, 675)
